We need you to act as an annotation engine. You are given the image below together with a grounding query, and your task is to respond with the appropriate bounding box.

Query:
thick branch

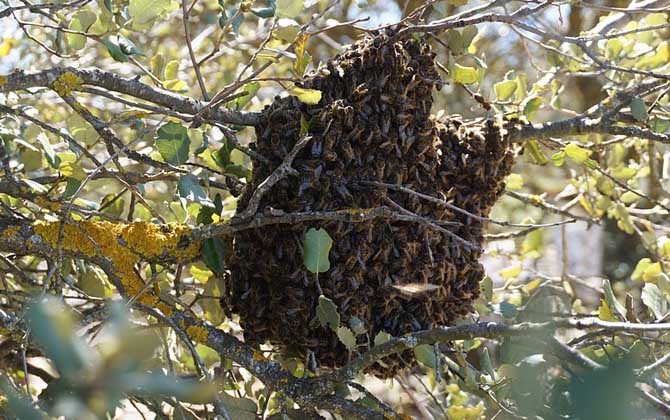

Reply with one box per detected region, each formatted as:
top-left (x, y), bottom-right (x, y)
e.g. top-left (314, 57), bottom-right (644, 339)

top-left (507, 114), bottom-right (670, 144)
top-left (0, 67), bottom-right (262, 126)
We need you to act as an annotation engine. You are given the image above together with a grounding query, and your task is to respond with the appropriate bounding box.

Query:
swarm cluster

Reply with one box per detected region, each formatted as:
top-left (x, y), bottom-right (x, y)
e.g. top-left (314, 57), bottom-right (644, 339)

top-left (224, 29), bottom-right (514, 372)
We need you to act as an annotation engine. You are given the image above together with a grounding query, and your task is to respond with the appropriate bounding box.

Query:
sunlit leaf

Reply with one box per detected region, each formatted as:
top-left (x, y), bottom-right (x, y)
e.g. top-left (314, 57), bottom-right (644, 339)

top-left (374, 331), bottom-right (391, 347)
top-left (602, 279), bottom-right (626, 321)
top-left (565, 143), bottom-right (592, 165)
top-left (494, 79), bottom-right (516, 101)
top-left (525, 140), bottom-right (549, 165)
top-left (641, 283), bottom-right (667, 320)
top-left (450, 63), bottom-right (478, 84)
top-left (66, 10), bottom-right (96, 50)
top-left (505, 173), bottom-right (523, 190)
top-left (129, 0), bottom-right (174, 24)
top-left (499, 265), bottom-right (522, 279)
top-left (337, 326), bottom-right (357, 351)
top-left (178, 174), bottom-right (214, 208)
top-left (522, 96), bottom-right (543, 121)
top-left (290, 86), bottom-right (322, 105)
top-left (275, 0), bottom-right (302, 18)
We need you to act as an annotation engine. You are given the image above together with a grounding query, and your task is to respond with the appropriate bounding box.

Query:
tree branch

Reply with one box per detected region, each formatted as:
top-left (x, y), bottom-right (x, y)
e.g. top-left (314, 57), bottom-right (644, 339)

top-left (0, 67), bottom-right (262, 126)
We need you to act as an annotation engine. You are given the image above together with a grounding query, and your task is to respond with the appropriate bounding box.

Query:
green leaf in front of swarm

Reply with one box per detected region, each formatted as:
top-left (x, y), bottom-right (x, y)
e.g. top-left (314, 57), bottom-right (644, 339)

top-left (303, 227), bottom-right (333, 273)
top-left (337, 326), bottom-right (357, 351)
top-left (316, 295), bottom-right (340, 331)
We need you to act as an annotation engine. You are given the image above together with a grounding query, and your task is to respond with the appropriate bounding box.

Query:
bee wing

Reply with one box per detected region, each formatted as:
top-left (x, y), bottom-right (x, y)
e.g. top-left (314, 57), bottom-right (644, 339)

top-left (391, 283), bottom-right (441, 296)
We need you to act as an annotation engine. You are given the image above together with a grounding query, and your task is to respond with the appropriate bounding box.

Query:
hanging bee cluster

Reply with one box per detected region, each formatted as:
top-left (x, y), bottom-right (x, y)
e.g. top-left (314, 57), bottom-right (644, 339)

top-left (224, 28), bottom-right (514, 373)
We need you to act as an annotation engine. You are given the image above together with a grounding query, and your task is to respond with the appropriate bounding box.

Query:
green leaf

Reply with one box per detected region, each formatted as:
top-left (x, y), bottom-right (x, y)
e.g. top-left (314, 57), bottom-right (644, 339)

top-left (651, 117), bottom-right (670, 134)
top-left (66, 10), bottom-right (96, 50)
top-left (480, 276), bottom-right (492, 302)
top-left (605, 38), bottom-right (623, 60)
top-left (461, 25), bottom-right (477, 49)
top-left (631, 97), bottom-right (648, 122)
top-left (373, 331), bottom-right (391, 347)
top-left (26, 297), bottom-right (88, 379)
top-left (611, 166), bottom-right (637, 180)
top-left (602, 279), bottom-right (626, 321)
top-left (0, 381), bottom-right (47, 420)
top-left (522, 96), bottom-right (543, 121)
top-left (36, 133), bottom-right (60, 168)
top-left (450, 63), bottom-right (478, 84)
top-left (494, 79), bottom-right (516, 101)
top-left (636, 41), bottom-right (669, 69)
top-left (103, 36), bottom-right (129, 62)
top-left (66, 114), bottom-right (98, 145)
top-left (641, 283), bottom-right (668, 320)
top-left (551, 150), bottom-right (566, 167)
top-left (201, 238), bottom-right (227, 275)
top-left (446, 29), bottom-right (463, 53)
top-left (413, 344), bottom-right (437, 369)
top-left (565, 143), bottom-right (592, 165)
top-left (202, 276), bottom-right (225, 325)
top-left (151, 53), bottom-right (166, 79)
top-left (251, 0), bottom-right (276, 18)
top-left (217, 393), bottom-right (257, 420)
top-left (337, 326), bottom-right (357, 351)
top-left (275, 0), bottom-right (302, 18)
top-left (165, 60), bottom-right (180, 80)
top-left (78, 269), bottom-right (112, 298)
top-left (500, 301), bottom-right (517, 319)
top-left (23, 179), bottom-right (48, 193)
top-left (290, 86), bottom-right (322, 105)
top-left (316, 295), bottom-right (340, 331)
top-left (525, 140), bottom-right (548, 165)
top-left (116, 34), bottom-right (145, 56)
top-left (303, 227), bottom-right (332, 273)
top-left (155, 122), bottom-right (190, 165)
top-left (129, 0), bottom-right (173, 24)
top-left (233, 82), bottom-right (260, 110)
top-left (275, 18), bottom-right (299, 42)
top-left (178, 174), bottom-right (214, 208)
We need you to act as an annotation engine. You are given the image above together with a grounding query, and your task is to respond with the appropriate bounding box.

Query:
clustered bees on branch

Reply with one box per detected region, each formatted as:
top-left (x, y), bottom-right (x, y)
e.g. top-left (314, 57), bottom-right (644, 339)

top-left (224, 27), bottom-right (514, 375)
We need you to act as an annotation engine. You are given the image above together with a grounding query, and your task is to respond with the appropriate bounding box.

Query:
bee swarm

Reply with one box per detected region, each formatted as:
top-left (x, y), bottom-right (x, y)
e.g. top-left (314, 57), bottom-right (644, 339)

top-left (224, 29), bottom-right (514, 374)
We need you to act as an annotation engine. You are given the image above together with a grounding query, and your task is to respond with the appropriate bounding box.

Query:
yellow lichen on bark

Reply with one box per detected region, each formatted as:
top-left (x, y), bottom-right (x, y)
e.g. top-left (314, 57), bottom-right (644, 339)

top-left (33, 197), bottom-right (62, 212)
top-left (1, 225), bottom-right (21, 241)
top-left (52, 71), bottom-right (82, 96)
top-left (185, 325), bottom-right (209, 344)
top-left (31, 220), bottom-right (199, 311)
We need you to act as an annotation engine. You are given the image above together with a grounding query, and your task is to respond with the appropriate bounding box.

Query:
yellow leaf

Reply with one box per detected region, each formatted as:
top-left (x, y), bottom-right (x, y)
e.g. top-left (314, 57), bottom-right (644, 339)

top-left (631, 258), bottom-right (652, 281)
top-left (290, 87), bottom-right (322, 105)
top-left (565, 143), bottom-right (592, 165)
top-left (642, 262), bottom-right (664, 283)
top-left (451, 63), bottom-right (478, 84)
top-left (505, 173), bottom-right (523, 190)
top-left (0, 38), bottom-right (15, 57)
top-left (499, 265), bottom-right (522, 279)
top-left (522, 278), bottom-right (542, 294)
top-left (598, 299), bottom-right (616, 321)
